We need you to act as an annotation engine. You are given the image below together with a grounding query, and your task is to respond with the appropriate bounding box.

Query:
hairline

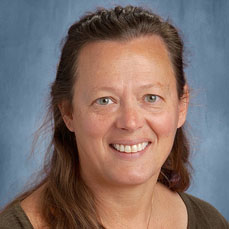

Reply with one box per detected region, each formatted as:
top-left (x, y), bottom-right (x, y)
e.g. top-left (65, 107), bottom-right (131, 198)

top-left (69, 34), bottom-right (180, 107)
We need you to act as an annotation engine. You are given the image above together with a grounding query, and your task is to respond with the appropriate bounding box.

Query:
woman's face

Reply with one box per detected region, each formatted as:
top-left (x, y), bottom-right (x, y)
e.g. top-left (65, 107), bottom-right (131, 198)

top-left (64, 36), bottom-right (188, 187)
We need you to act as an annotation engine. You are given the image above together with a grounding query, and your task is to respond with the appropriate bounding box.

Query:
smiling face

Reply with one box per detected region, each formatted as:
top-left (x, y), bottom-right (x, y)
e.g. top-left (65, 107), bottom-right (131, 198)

top-left (62, 35), bottom-right (188, 188)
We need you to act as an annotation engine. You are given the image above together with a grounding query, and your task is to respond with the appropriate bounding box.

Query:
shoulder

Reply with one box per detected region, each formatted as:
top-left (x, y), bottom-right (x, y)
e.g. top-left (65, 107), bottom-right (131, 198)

top-left (178, 192), bottom-right (229, 228)
top-left (0, 202), bottom-right (33, 229)
top-left (20, 186), bottom-right (48, 229)
top-left (0, 185), bottom-right (47, 229)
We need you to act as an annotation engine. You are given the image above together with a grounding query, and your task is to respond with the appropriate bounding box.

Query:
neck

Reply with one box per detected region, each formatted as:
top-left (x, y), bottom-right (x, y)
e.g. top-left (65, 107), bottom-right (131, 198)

top-left (88, 176), bottom-right (159, 229)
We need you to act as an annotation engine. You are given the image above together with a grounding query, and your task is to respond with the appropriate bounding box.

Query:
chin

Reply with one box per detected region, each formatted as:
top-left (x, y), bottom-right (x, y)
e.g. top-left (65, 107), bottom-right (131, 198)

top-left (107, 169), bottom-right (157, 187)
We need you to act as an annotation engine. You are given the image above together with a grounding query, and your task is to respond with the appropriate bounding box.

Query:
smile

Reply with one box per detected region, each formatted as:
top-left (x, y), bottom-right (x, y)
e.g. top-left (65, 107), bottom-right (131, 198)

top-left (110, 142), bottom-right (150, 153)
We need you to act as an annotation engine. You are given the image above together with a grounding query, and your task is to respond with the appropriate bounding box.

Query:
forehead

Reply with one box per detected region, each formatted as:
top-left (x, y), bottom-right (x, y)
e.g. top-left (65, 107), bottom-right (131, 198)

top-left (76, 35), bottom-right (175, 90)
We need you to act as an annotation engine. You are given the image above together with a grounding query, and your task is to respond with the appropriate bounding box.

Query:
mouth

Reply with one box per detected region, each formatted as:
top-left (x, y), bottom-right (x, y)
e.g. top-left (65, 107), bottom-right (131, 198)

top-left (109, 141), bottom-right (151, 154)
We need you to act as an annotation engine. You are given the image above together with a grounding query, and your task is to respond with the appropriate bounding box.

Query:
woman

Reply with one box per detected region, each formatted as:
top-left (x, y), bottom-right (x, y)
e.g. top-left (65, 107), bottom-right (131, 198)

top-left (0, 5), bottom-right (228, 229)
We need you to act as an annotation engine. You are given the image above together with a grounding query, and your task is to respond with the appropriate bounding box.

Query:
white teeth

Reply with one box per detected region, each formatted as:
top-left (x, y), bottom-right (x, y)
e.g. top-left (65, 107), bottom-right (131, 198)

top-left (125, 145), bottom-right (131, 153)
top-left (131, 145), bottom-right (138, 152)
top-left (120, 145), bottom-right (125, 152)
top-left (112, 142), bottom-right (149, 153)
top-left (137, 143), bottom-right (142, 151)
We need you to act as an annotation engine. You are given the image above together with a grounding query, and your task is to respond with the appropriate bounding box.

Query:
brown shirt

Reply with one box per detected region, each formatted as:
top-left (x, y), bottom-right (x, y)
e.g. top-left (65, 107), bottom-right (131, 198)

top-left (0, 192), bottom-right (228, 228)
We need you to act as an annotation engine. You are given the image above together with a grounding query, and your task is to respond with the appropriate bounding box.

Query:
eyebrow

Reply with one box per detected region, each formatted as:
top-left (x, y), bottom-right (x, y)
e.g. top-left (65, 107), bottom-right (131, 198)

top-left (91, 83), bottom-right (165, 92)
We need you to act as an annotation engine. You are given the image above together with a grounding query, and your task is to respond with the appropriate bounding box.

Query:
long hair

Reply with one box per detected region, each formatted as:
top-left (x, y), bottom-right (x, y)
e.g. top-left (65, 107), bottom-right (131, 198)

top-left (7, 5), bottom-right (192, 228)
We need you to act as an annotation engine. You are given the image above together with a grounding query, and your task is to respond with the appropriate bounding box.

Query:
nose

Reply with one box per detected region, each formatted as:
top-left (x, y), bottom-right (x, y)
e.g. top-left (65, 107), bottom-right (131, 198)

top-left (115, 103), bottom-right (144, 132)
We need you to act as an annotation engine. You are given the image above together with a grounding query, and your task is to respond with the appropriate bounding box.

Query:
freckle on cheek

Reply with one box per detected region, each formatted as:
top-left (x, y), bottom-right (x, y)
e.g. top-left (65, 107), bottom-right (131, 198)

top-left (81, 118), bottom-right (106, 137)
top-left (154, 118), bottom-right (176, 136)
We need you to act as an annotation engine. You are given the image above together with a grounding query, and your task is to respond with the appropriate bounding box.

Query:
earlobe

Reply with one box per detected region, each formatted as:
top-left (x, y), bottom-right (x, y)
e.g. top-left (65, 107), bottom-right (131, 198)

top-left (177, 84), bottom-right (189, 128)
top-left (62, 115), bottom-right (75, 132)
top-left (58, 101), bottom-right (75, 132)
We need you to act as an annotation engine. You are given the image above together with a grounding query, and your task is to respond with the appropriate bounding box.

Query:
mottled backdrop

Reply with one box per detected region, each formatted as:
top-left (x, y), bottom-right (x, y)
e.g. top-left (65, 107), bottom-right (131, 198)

top-left (0, 0), bottom-right (228, 220)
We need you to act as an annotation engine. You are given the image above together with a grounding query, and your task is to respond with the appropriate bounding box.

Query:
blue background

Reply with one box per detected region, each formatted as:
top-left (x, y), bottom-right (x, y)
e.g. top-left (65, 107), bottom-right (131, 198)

top-left (0, 0), bottom-right (228, 220)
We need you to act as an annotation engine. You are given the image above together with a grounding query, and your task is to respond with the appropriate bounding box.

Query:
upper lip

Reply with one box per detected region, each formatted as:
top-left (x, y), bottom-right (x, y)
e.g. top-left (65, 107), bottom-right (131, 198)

top-left (110, 139), bottom-right (151, 146)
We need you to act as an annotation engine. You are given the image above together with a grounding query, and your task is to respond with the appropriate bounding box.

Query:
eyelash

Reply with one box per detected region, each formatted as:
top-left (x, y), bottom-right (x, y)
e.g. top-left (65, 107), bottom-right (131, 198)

top-left (95, 94), bottom-right (160, 106)
top-left (95, 97), bottom-right (114, 106)
top-left (144, 94), bottom-right (160, 103)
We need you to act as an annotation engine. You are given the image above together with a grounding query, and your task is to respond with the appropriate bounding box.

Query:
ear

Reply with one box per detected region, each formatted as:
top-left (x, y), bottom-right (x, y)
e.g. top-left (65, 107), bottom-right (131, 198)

top-left (58, 100), bottom-right (75, 132)
top-left (177, 84), bottom-right (189, 128)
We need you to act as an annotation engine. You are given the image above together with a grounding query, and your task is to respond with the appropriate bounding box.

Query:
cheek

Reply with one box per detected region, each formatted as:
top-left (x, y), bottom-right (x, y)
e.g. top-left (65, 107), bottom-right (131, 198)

top-left (148, 109), bottom-right (179, 139)
top-left (74, 111), bottom-right (112, 139)
top-left (72, 112), bottom-right (112, 167)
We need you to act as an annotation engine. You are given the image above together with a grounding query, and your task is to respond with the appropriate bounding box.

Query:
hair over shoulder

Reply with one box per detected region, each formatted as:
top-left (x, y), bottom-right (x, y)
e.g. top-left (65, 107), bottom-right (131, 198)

top-left (7, 5), bottom-right (192, 229)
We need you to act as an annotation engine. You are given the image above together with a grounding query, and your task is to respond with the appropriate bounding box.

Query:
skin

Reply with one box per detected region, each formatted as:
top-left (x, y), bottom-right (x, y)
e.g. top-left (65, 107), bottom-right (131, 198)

top-left (21, 35), bottom-right (189, 228)
top-left (61, 35), bottom-right (189, 228)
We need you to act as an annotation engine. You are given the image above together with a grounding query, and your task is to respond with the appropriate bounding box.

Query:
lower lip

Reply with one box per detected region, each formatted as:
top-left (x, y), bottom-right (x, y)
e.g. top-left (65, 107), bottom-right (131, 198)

top-left (109, 143), bottom-right (151, 160)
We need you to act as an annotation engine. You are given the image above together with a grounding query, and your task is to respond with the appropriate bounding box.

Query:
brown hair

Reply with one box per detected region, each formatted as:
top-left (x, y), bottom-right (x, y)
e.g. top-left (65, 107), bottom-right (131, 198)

top-left (9, 5), bottom-right (192, 228)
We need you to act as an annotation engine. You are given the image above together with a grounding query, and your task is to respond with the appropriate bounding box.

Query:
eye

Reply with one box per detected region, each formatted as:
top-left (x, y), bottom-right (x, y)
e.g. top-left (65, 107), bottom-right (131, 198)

top-left (95, 97), bottom-right (114, 105)
top-left (144, 94), bottom-right (159, 103)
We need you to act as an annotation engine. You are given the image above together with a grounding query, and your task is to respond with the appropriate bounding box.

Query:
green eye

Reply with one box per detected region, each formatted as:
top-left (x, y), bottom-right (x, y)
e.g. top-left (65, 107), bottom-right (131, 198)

top-left (145, 94), bottom-right (158, 103)
top-left (96, 97), bottom-right (113, 105)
